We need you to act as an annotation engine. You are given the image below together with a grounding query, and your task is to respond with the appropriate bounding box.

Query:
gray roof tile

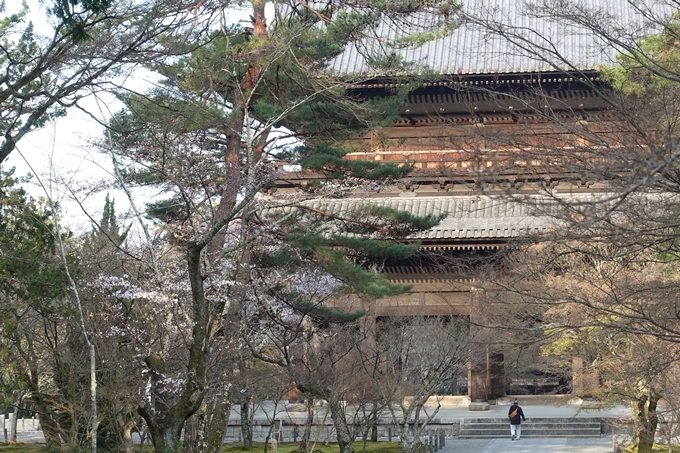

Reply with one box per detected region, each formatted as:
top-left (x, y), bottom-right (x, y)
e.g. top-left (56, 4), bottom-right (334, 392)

top-left (329, 0), bottom-right (672, 77)
top-left (303, 194), bottom-right (612, 240)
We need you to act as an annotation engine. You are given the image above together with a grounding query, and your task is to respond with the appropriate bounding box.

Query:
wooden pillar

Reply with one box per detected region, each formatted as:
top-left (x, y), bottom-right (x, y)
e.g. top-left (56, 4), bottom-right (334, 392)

top-left (468, 349), bottom-right (490, 410)
top-left (468, 358), bottom-right (488, 401)
top-left (468, 289), bottom-right (490, 410)
top-left (487, 350), bottom-right (505, 398)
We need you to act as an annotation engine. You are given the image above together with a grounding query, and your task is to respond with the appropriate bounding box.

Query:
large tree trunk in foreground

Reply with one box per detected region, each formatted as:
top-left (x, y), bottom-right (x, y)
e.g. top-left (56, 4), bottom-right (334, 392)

top-left (204, 389), bottom-right (232, 453)
top-left (183, 396), bottom-right (231, 453)
top-left (139, 246), bottom-right (209, 453)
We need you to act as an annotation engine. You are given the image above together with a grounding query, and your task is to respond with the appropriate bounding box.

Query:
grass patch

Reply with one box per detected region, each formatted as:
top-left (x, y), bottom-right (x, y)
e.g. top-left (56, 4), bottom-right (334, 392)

top-left (0, 444), bottom-right (43, 453)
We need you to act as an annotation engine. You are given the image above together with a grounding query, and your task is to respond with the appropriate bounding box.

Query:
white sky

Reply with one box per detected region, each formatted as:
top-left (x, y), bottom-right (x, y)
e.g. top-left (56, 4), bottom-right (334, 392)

top-left (5, 86), bottom-right (156, 235)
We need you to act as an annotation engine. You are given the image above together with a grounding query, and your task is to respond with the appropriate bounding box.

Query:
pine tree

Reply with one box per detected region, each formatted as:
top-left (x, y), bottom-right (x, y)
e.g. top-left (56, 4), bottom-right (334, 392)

top-left (97, 2), bottom-right (459, 452)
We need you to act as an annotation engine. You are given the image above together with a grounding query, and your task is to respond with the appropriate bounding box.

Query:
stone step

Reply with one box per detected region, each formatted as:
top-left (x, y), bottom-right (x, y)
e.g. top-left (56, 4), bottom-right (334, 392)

top-left (458, 430), bottom-right (601, 439)
top-left (460, 427), bottom-right (601, 437)
top-left (461, 423), bottom-right (600, 430)
top-left (462, 417), bottom-right (602, 423)
top-left (458, 417), bottom-right (603, 438)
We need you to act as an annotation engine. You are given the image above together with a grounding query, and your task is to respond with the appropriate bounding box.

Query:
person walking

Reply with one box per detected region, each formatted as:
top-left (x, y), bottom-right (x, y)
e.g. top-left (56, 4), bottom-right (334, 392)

top-left (508, 399), bottom-right (526, 440)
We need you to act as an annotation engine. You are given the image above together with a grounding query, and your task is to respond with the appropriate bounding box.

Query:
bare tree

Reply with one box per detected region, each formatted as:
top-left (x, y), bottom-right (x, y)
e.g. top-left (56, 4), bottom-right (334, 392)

top-left (403, 2), bottom-right (680, 451)
top-left (371, 316), bottom-right (469, 453)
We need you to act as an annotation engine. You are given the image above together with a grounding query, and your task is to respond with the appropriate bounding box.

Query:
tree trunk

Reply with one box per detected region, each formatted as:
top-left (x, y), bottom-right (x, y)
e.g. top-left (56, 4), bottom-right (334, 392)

top-left (181, 384), bottom-right (231, 453)
top-left (139, 386), bottom-right (202, 453)
top-left (370, 405), bottom-right (378, 442)
top-left (136, 3), bottom-right (269, 450)
top-left (633, 389), bottom-right (662, 453)
top-left (121, 422), bottom-right (135, 453)
top-left (388, 400), bottom-right (421, 453)
top-left (114, 415), bottom-right (137, 453)
top-left (328, 399), bottom-right (353, 453)
top-left (398, 427), bottom-right (420, 453)
top-left (203, 392), bottom-right (231, 453)
top-left (182, 414), bottom-right (200, 453)
top-left (137, 245), bottom-right (210, 453)
top-left (146, 419), bottom-right (185, 453)
top-left (136, 422), bottom-right (150, 453)
top-left (240, 401), bottom-right (252, 449)
top-left (36, 413), bottom-right (64, 447)
top-left (29, 390), bottom-right (65, 448)
top-left (10, 406), bottom-right (18, 443)
top-left (299, 398), bottom-right (314, 453)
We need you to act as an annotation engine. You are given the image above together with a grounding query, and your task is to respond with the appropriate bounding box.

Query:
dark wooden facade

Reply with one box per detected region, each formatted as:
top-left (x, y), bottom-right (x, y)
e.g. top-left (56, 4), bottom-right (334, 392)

top-left (273, 69), bottom-right (622, 403)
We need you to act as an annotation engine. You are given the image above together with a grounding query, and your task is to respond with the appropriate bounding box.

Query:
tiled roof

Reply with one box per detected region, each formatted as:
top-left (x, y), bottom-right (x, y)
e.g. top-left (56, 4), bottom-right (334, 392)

top-left (329, 0), bottom-right (671, 77)
top-left (304, 194), bottom-right (612, 241)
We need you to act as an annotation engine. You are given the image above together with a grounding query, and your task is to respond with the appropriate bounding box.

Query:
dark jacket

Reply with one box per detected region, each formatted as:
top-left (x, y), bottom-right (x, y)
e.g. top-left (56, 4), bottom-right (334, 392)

top-left (508, 404), bottom-right (526, 425)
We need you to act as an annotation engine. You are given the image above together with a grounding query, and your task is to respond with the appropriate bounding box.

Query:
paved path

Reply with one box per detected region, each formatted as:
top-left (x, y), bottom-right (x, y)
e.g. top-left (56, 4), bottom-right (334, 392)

top-left (417, 403), bottom-right (625, 453)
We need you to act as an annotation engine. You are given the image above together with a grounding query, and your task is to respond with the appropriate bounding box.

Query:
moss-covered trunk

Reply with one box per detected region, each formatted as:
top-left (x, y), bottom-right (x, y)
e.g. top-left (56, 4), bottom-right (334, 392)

top-left (203, 389), bottom-right (232, 453)
top-left (182, 392), bottom-right (231, 453)
top-left (633, 388), bottom-right (662, 453)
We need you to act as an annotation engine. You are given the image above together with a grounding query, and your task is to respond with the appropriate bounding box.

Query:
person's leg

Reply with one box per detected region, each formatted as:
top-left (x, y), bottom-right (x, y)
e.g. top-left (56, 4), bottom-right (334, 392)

top-left (516, 424), bottom-right (522, 440)
top-left (510, 424), bottom-right (516, 440)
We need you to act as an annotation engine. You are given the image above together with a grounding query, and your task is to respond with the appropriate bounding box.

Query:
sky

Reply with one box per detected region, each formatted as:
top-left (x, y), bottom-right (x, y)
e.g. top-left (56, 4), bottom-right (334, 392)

top-left (5, 85), bottom-right (154, 235)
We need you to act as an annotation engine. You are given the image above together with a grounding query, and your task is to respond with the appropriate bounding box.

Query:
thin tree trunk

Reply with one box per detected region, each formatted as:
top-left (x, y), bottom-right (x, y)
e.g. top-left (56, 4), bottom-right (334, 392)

top-left (370, 405), bottom-right (378, 442)
top-left (89, 343), bottom-right (97, 453)
top-left (300, 398), bottom-right (314, 453)
top-left (10, 405), bottom-right (18, 443)
top-left (135, 422), bottom-right (149, 453)
top-left (118, 418), bottom-right (135, 453)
